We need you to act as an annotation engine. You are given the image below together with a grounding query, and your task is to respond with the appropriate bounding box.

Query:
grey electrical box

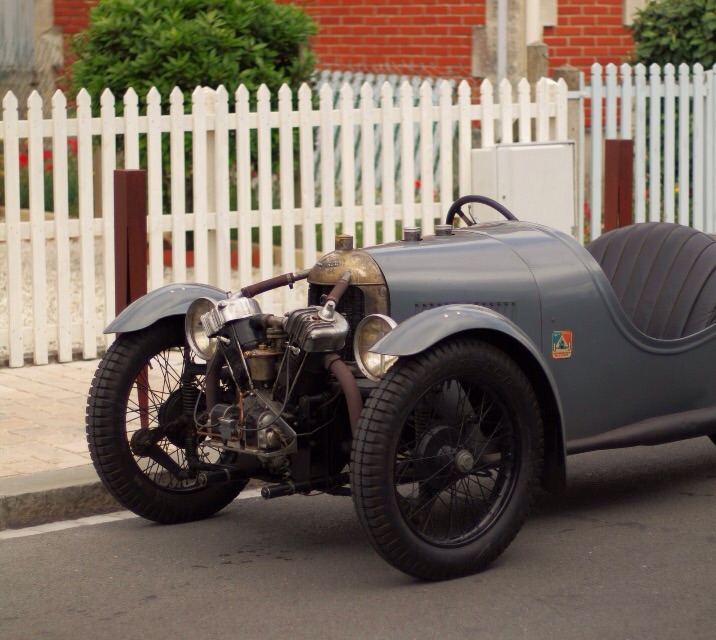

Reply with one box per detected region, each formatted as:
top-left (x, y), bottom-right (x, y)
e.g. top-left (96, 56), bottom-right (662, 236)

top-left (471, 141), bottom-right (577, 238)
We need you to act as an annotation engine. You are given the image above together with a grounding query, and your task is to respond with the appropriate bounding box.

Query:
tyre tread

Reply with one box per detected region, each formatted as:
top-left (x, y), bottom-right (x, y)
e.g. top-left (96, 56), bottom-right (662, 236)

top-left (351, 337), bottom-right (544, 580)
top-left (86, 317), bottom-right (245, 524)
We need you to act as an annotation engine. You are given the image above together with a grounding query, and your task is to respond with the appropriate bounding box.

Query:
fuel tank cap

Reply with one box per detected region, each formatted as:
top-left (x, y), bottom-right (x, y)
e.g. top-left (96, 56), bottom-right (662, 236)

top-left (335, 234), bottom-right (354, 251)
top-left (403, 227), bottom-right (422, 242)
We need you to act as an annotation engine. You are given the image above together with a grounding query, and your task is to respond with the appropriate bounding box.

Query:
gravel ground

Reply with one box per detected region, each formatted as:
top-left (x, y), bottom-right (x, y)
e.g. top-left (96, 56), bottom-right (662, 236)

top-left (0, 238), bottom-right (307, 365)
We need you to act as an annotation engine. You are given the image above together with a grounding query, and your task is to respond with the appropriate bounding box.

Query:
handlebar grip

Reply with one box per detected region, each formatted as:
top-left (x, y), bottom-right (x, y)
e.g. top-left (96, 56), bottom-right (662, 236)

top-left (240, 269), bottom-right (310, 298)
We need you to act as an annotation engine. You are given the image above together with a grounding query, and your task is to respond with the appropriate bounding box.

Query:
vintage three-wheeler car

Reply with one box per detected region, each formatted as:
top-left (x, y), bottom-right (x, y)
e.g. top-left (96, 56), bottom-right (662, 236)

top-left (86, 195), bottom-right (716, 580)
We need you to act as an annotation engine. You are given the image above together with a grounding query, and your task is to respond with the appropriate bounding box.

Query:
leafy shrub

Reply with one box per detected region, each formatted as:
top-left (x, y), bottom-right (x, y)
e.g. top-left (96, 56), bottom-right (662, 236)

top-left (69, 0), bottom-right (317, 109)
top-left (632, 0), bottom-right (716, 68)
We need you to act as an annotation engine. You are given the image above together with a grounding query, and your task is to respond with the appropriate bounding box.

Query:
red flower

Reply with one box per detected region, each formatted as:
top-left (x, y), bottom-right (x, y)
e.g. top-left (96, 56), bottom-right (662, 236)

top-left (43, 149), bottom-right (52, 161)
top-left (18, 152), bottom-right (28, 167)
top-left (414, 179), bottom-right (421, 189)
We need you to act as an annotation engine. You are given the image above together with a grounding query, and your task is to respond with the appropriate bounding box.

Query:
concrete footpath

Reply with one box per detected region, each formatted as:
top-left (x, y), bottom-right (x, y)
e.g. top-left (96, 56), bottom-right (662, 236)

top-left (0, 359), bottom-right (121, 531)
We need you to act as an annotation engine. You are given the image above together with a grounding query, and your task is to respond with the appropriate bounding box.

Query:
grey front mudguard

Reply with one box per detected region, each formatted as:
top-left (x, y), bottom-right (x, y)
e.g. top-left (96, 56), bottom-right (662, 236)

top-left (372, 304), bottom-right (567, 490)
top-left (104, 283), bottom-right (228, 334)
top-left (372, 304), bottom-right (543, 359)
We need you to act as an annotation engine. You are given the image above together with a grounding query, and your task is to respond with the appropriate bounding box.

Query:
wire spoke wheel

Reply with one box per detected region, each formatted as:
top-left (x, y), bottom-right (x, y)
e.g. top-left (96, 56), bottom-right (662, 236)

top-left (394, 379), bottom-right (518, 546)
top-left (125, 344), bottom-right (211, 490)
top-left (351, 338), bottom-right (544, 580)
top-left (86, 317), bottom-right (246, 523)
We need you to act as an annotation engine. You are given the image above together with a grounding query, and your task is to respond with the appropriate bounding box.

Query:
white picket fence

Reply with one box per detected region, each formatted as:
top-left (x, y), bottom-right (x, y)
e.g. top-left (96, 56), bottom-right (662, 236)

top-left (0, 77), bottom-right (568, 367)
top-left (314, 70), bottom-right (458, 192)
top-left (581, 62), bottom-right (716, 241)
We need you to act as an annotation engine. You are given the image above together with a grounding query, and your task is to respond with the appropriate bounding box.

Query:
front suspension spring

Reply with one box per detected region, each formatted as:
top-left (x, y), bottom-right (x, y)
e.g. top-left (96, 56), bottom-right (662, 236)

top-left (182, 380), bottom-right (200, 419)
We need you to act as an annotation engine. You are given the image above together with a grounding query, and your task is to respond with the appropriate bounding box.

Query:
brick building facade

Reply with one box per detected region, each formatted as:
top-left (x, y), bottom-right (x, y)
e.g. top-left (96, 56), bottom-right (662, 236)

top-left (287, 0), bottom-right (641, 79)
top-left (54, 0), bottom-right (97, 39)
top-left (291, 0), bottom-right (486, 78)
top-left (45, 1), bottom-right (645, 84)
top-left (54, 0), bottom-right (643, 77)
top-left (543, 1), bottom-right (636, 70)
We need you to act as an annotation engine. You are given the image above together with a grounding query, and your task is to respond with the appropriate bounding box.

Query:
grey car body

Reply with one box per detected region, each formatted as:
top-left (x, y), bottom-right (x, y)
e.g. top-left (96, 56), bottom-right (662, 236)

top-left (368, 221), bottom-right (716, 455)
top-left (108, 219), bottom-right (716, 486)
top-left (96, 206), bottom-right (716, 580)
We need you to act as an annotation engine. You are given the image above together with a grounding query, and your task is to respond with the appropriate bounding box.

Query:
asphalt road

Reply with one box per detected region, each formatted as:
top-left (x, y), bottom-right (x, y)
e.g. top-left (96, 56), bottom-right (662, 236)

top-left (2, 439), bottom-right (714, 640)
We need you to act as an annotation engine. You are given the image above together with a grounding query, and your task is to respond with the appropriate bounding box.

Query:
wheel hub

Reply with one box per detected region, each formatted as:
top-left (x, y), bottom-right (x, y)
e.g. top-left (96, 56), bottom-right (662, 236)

top-left (453, 449), bottom-right (474, 474)
top-left (130, 428), bottom-right (157, 456)
top-left (417, 425), bottom-right (475, 489)
top-left (158, 390), bottom-right (194, 447)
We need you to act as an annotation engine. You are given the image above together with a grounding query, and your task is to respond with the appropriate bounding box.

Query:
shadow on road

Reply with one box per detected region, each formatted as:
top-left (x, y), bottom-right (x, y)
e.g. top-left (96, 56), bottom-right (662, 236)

top-left (532, 438), bottom-right (715, 519)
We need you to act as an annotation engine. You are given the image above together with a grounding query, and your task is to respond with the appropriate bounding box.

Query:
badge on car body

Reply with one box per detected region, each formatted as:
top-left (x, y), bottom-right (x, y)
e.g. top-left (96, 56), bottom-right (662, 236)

top-left (552, 330), bottom-right (573, 359)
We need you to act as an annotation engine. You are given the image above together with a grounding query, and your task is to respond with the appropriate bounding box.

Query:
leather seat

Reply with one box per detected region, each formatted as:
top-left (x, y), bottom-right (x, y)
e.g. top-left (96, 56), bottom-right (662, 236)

top-left (586, 222), bottom-right (716, 339)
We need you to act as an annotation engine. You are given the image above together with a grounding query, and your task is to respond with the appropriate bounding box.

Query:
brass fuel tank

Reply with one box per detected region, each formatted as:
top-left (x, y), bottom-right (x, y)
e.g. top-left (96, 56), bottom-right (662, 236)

top-left (308, 234), bottom-right (389, 316)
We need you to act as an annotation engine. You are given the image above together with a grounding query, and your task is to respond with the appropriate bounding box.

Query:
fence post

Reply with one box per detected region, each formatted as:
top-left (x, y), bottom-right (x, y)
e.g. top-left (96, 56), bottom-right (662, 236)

top-left (527, 42), bottom-right (548, 96)
top-left (114, 170), bottom-right (148, 315)
top-left (603, 139), bottom-right (634, 231)
top-left (204, 88), bottom-right (218, 285)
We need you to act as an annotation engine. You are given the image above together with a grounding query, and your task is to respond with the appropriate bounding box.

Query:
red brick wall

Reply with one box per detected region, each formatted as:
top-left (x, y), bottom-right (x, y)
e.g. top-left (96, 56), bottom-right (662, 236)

top-left (290, 0), bottom-right (485, 78)
top-left (293, 0), bottom-right (635, 77)
top-left (55, 1), bottom-right (636, 79)
top-left (543, 0), bottom-right (635, 71)
top-left (54, 0), bottom-right (97, 90)
top-left (55, 0), bottom-right (96, 37)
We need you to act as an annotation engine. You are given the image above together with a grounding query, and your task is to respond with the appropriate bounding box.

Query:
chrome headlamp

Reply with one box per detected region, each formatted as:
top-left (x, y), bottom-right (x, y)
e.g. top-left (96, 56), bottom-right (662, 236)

top-left (185, 297), bottom-right (219, 360)
top-left (185, 295), bottom-right (264, 360)
top-left (353, 314), bottom-right (398, 381)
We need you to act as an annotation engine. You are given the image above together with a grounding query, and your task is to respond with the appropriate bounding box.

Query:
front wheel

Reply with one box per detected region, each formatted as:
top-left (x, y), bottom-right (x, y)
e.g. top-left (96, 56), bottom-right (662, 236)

top-left (351, 338), bottom-right (544, 580)
top-left (86, 316), bottom-right (246, 523)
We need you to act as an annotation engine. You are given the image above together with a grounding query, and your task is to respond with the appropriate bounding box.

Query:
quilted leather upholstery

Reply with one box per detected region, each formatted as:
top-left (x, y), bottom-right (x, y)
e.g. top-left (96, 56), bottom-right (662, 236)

top-left (586, 223), bottom-right (716, 339)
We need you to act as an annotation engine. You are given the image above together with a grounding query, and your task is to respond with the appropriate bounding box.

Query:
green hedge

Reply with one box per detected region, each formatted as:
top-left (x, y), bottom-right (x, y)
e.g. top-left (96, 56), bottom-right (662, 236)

top-left (70, 0), bottom-right (317, 110)
top-left (632, 0), bottom-right (716, 68)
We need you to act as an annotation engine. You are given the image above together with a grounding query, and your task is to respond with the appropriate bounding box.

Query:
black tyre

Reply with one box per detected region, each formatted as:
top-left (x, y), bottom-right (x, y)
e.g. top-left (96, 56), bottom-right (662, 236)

top-left (86, 316), bottom-right (246, 523)
top-left (351, 338), bottom-right (544, 580)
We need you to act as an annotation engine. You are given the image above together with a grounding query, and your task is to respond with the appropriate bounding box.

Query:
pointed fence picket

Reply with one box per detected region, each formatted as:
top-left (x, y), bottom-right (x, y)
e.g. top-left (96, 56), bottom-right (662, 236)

top-left (76, 89), bottom-right (96, 360)
top-left (100, 89), bottom-right (116, 351)
top-left (1, 76), bottom-right (567, 367)
top-left (27, 91), bottom-right (48, 365)
top-left (583, 63), bottom-right (716, 241)
top-left (3, 92), bottom-right (22, 367)
top-left (52, 91), bottom-right (72, 362)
